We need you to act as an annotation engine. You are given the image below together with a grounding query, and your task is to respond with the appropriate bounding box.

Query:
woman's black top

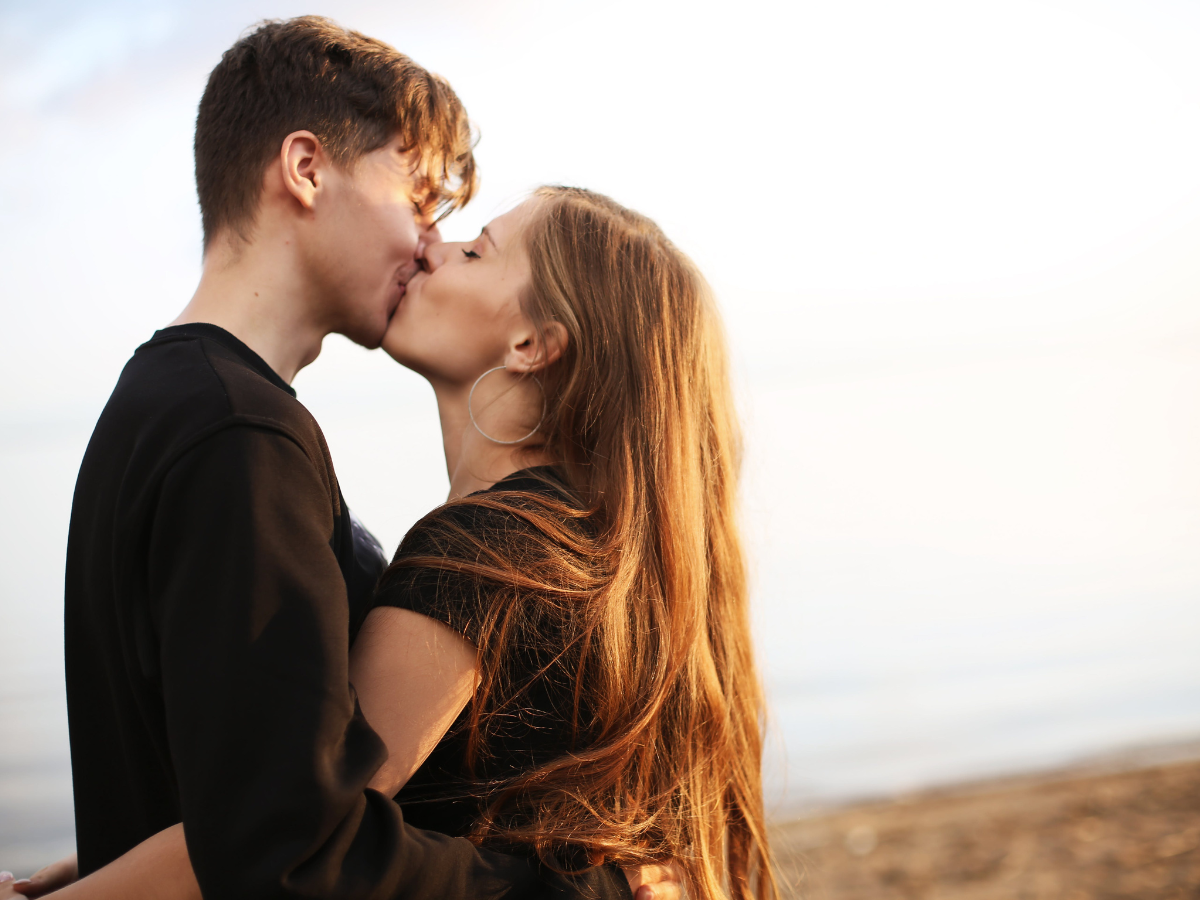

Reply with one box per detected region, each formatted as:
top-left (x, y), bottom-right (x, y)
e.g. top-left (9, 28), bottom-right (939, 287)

top-left (372, 466), bottom-right (586, 844)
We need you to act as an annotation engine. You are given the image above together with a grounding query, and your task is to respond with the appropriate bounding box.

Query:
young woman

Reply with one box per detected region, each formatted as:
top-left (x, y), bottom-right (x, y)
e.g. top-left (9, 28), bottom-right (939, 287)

top-left (352, 186), bottom-right (775, 900)
top-left (9, 188), bottom-right (771, 900)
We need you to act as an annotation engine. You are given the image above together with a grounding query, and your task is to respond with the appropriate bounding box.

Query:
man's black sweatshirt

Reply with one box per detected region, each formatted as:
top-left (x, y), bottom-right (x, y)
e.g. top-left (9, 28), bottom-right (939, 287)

top-left (64, 324), bottom-right (629, 900)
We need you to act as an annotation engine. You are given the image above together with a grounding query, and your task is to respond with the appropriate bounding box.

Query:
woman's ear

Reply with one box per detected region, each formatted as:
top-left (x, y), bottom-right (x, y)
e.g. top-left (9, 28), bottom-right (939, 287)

top-left (507, 321), bottom-right (568, 373)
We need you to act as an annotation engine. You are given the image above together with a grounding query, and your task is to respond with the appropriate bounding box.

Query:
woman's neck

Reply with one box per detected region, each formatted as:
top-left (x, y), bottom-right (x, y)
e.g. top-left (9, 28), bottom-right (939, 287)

top-left (432, 379), bottom-right (552, 501)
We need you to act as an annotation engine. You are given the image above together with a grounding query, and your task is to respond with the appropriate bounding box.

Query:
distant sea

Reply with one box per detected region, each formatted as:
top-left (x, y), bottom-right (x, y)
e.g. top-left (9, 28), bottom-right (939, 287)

top-left (3, 339), bottom-right (1199, 876)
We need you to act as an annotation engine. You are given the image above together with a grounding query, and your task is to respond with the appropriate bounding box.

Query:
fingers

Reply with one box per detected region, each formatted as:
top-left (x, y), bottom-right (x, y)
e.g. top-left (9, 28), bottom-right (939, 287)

top-left (11, 879), bottom-right (58, 898)
top-left (40, 853), bottom-right (79, 890)
top-left (623, 859), bottom-right (686, 900)
top-left (634, 864), bottom-right (664, 885)
top-left (627, 862), bottom-right (674, 887)
top-left (9, 854), bottom-right (79, 898)
top-left (661, 859), bottom-right (685, 884)
top-left (636, 883), bottom-right (682, 900)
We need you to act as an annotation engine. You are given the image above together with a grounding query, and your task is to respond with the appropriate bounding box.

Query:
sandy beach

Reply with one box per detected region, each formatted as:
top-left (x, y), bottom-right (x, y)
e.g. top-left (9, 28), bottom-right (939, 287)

top-left (771, 756), bottom-right (1200, 899)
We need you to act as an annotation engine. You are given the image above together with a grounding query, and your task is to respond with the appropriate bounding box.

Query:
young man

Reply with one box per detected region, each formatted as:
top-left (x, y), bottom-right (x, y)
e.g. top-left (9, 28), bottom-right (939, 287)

top-left (3, 17), bottom-right (677, 900)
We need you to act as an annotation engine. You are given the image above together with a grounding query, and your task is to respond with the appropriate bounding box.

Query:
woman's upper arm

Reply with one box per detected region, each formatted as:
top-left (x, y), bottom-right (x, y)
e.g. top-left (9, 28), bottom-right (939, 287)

top-left (349, 606), bottom-right (479, 797)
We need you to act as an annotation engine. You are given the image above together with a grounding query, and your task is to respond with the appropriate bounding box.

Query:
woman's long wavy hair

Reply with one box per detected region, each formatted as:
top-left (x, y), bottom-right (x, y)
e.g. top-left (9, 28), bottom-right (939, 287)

top-left (387, 186), bottom-right (774, 900)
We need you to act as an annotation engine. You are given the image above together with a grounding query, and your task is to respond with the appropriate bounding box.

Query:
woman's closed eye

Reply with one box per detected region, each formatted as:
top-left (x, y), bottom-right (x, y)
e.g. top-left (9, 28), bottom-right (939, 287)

top-left (462, 248), bottom-right (481, 260)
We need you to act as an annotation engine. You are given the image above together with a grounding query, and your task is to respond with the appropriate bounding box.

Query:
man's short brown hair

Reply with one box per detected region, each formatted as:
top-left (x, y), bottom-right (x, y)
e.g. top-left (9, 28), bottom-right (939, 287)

top-left (195, 16), bottom-right (477, 248)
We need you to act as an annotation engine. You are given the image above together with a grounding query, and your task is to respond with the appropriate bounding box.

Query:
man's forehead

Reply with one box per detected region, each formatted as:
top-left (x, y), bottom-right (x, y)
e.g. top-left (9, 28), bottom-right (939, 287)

top-left (377, 139), bottom-right (443, 201)
top-left (360, 129), bottom-right (472, 221)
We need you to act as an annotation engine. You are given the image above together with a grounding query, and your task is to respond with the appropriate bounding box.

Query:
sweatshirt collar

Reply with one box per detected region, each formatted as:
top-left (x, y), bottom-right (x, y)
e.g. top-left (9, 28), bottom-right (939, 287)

top-left (149, 323), bottom-right (297, 398)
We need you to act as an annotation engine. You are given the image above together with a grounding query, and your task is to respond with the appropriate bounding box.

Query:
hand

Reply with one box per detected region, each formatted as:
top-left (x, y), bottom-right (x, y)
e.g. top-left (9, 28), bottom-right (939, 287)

top-left (623, 859), bottom-right (686, 900)
top-left (0, 872), bottom-right (21, 900)
top-left (7, 854), bottom-right (78, 897)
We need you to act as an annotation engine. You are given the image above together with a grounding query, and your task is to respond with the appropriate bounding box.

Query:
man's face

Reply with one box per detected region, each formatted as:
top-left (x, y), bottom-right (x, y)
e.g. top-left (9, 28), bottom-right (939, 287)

top-left (303, 135), bottom-right (441, 349)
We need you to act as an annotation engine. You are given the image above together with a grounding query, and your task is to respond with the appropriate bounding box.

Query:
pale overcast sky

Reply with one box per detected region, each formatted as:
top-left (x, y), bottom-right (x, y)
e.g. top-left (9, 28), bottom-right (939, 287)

top-left (3, 0), bottom-right (1199, 416)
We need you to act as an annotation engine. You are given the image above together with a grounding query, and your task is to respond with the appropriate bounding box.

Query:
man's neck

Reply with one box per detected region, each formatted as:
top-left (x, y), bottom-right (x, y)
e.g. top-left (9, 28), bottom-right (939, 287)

top-left (171, 232), bottom-right (327, 384)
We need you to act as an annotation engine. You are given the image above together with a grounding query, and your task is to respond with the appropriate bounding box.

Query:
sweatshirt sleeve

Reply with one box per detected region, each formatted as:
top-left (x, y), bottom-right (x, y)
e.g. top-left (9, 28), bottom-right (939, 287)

top-left (147, 424), bottom-right (553, 900)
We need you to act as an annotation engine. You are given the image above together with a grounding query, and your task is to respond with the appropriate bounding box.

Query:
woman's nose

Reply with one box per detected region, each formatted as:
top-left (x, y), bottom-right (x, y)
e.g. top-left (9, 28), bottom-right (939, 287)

top-left (419, 237), bottom-right (449, 272)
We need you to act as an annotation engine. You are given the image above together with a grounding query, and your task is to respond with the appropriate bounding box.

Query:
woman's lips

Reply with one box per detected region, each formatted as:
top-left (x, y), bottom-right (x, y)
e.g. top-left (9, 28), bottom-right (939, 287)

top-left (388, 282), bottom-right (407, 318)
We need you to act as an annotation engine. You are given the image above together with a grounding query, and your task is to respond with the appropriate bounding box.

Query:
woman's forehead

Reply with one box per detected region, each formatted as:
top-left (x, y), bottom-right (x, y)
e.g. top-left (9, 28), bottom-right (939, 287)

top-left (486, 199), bottom-right (539, 245)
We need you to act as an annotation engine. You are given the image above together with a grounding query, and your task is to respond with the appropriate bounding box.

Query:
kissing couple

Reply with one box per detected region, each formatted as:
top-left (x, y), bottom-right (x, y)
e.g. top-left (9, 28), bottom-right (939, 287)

top-left (1, 16), bottom-right (774, 900)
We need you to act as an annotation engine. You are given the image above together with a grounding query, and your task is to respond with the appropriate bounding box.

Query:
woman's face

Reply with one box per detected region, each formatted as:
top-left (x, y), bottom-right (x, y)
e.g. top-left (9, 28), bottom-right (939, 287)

top-left (382, 201), bottom-right (538, 386)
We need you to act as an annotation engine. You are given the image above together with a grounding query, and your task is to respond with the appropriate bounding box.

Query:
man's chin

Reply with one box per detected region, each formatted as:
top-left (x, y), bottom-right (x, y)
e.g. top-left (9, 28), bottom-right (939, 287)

top-left (336, 319), bottom-right (388, 352)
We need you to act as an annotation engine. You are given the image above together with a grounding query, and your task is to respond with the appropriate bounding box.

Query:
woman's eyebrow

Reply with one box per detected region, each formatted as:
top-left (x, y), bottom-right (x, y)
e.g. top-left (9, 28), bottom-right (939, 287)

top-left (481, 226), bottom-right (499, 250)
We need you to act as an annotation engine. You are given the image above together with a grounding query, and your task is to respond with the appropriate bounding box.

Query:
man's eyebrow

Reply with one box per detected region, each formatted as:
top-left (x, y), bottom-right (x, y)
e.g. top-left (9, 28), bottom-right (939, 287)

top-left (481, 226), bottom-right (499, 250)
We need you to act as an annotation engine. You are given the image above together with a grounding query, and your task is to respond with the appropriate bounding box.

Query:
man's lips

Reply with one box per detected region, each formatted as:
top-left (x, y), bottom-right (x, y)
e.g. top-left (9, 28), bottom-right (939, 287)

top-left (393, 268), bottom-right (418, 301)
top-left (397, 263), bottom-right (421, 287)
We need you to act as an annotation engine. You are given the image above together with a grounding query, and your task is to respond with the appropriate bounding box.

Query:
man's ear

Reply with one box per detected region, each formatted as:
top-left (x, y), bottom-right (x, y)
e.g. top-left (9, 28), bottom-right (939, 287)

top-left (279, 131), bottom-right (325, 211)
top-left (507, 321), bottom-right (568, 373)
